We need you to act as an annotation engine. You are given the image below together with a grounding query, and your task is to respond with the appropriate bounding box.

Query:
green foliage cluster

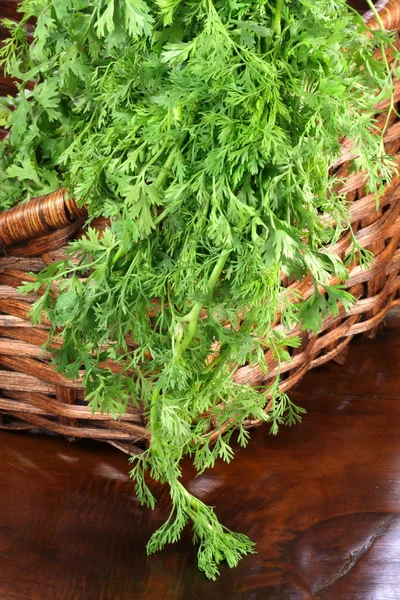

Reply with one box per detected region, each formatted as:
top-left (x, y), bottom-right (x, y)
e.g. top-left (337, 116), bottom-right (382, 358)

top-left (0, 0), bottom-right (397, 578)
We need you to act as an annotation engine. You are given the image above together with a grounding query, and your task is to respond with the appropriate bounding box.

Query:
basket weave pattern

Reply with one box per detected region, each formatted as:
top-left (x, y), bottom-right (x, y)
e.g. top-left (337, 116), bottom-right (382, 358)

top-left (1, 1), bottom-right (400, 454)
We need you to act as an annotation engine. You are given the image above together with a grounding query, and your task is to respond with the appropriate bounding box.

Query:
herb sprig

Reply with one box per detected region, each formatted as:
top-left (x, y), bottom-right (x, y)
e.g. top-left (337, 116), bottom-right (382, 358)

top-left (0, 0), bottom-right (397, 578)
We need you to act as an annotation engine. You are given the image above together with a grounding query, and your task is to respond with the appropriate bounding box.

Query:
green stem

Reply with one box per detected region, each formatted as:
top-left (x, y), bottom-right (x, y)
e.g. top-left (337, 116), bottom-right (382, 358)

top-left (153, 206), bottom-right (171, 225)
top-left (153, 106), bottom-right (190, 191)
top-left (112, 244), bottom-right (125, 266)
top-left (364, 0), bottom-right (385, 30)
top-left (153, 144), bottom-right (180, 191)
top-left (177, 251), bottom-right (231, 356)
top-left (273, 0), bottom-right (283, 36)
top-left (149, 381), bottom-right (163, 451)
top-left (364, 0), bottom-right (394, 141)
top-left (176, 481), bottom-right (214, 526)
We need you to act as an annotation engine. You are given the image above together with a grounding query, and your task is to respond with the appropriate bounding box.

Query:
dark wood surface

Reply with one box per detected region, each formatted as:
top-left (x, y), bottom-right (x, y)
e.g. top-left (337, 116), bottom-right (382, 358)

top-left (1, 311), bottom-right (400, 600)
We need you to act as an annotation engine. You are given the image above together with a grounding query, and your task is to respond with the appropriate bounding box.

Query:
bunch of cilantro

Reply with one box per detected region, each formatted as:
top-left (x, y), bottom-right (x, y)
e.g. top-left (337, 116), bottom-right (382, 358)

top-left (0, 0), bottom-right (397, 579)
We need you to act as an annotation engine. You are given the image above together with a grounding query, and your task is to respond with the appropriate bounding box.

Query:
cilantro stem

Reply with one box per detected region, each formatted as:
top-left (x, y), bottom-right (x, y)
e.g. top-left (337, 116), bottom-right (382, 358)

top-left (149, 380), bottom-right (164, 453)
top-left (154, 107), bottom-right (192, 192)
top-left (177, 250), bottom-right (231, 356)
top-left (364, 0), bottom-right (385, 30)
top-left (364, 0), bottom-right (395, 143)
top-left (111, 245), bottom-right (125, 266)
top-left (273, 0), bottom-right (283, 36)
top-left (153, 144), bottom-right (180, 191)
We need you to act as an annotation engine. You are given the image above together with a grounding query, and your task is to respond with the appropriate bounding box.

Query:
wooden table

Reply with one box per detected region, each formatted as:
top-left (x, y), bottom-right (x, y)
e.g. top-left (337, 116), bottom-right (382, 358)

top-left (1, 312), bottom-right (400, 599)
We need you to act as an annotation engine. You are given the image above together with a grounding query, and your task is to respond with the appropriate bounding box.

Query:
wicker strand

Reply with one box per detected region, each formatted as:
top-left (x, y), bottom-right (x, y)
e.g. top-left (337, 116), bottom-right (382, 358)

top-left (0, 189), bottom-right (87, 250)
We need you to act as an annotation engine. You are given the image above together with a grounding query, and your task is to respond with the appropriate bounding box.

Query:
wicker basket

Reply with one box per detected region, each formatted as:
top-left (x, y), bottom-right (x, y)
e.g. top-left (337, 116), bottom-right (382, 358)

top-left (1, 0), bottom-right (400, 455)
